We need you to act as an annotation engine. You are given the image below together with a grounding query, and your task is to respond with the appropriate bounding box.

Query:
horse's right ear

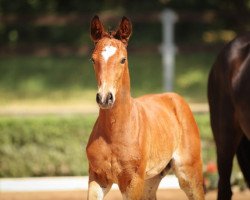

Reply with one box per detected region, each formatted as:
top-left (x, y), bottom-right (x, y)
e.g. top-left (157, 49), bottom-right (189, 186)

top-left (114, 16), bottom-right (132, 45)
top-left (90, 15), bottom-right (105, 43)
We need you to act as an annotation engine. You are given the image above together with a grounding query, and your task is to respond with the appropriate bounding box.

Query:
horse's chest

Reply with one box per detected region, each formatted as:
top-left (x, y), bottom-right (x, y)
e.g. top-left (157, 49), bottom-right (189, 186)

top-left (87, 141), bottom-right (140, 183)
top-left (93, 155), bottom-right (122, 182)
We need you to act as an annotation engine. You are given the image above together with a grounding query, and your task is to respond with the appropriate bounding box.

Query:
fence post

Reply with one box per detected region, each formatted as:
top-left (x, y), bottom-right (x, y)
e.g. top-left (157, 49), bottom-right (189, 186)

top-left (161, 9), bottom-right (177, 92)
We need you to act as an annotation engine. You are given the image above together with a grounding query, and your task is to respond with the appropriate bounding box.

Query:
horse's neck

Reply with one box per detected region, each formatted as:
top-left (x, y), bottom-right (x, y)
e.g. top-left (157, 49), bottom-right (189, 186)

top-left (98, 66), bottom-right (134, 138)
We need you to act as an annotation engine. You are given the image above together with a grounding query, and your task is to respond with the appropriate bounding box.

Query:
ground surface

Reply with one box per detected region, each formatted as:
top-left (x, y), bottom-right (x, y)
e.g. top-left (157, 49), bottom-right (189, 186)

top-left (1, 189), bottom-right (250, 200)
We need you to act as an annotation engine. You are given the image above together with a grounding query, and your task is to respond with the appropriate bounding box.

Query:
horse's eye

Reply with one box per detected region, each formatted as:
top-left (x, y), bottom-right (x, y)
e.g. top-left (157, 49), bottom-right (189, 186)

top-left (120, 58), bottom-right (126, 64)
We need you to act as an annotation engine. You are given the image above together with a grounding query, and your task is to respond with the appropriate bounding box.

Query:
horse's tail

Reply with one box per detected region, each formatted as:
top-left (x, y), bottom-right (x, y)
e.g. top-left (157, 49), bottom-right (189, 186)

top-left (236, 135), bottom-right (250, 188)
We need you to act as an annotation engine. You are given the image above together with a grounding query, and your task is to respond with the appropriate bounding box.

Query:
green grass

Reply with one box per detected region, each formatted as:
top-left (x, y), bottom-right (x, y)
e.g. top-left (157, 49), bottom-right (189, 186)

top-left (0, 52), bottom-right (216, 104)
top-left (175, 53), bottom-right (215, 102)
top-left (195, 113), bottom-right (216, 163)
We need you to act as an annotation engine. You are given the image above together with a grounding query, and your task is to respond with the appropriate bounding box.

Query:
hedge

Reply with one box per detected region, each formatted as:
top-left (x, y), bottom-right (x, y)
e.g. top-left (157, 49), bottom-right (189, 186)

top-left (0, 115), bottom-right (96, 177)
top-left (0, 113), bottom-right (213, 178)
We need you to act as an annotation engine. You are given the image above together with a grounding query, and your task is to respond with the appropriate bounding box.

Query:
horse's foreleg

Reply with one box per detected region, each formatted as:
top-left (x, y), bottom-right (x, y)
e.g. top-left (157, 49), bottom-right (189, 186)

top-left (120, 174), bottom-right (145, 200)
top-left (141, 163), bottom-right (171, 200)
top-left (141, 175), bottom-right (161, 200)
top-left (87, 179), bottom-right (112, 200)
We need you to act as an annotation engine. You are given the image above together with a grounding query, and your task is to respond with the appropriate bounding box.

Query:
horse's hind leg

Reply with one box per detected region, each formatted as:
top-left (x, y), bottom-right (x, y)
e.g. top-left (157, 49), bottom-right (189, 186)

top-left (173, 158), bottom-right (204, 200)
top-left (237, 135), bottom-right (250, 188)
top-left (208, 71), bottom-right (243, 199)
top-left (215, 127), bottom-right (242, 200)
top-left (211, 107), bottom-right (243, 200)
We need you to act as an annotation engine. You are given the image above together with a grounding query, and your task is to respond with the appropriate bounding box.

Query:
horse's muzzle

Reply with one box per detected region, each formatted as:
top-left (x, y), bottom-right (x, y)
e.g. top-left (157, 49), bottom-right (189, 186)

top-left (96, 92), bottom-right (114, 109)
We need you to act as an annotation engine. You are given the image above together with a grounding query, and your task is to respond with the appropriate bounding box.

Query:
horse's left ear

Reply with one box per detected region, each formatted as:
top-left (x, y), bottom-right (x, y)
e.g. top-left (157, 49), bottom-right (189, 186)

top-left (114, 16), bottom-right (132, 45)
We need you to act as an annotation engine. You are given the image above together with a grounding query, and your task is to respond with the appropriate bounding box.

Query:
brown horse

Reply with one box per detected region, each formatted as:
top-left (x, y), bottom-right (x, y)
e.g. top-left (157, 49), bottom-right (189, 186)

top-left (86, 16), bottom-right (204, 200)
top-left (208, 34), bottom-right (250, 200)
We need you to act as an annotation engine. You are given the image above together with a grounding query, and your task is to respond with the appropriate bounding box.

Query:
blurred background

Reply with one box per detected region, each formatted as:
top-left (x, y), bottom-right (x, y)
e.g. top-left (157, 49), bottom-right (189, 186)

top-left (0, 0), bottom-right (250, 191)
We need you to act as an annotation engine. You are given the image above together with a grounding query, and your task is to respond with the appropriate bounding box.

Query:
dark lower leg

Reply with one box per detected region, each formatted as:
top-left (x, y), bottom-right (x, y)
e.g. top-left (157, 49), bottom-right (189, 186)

top-left (217, 152), bottom-right (234, 200)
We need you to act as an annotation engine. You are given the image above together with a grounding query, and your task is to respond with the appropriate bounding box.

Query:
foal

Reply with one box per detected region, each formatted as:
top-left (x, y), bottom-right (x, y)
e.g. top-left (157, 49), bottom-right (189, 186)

top-left (86, 16), bottom-right (204, 200)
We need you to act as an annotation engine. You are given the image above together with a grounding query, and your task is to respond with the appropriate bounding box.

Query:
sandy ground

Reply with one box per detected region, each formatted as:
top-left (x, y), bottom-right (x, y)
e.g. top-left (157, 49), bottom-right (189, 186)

top-left (1, 189), bottom-right (250, 200)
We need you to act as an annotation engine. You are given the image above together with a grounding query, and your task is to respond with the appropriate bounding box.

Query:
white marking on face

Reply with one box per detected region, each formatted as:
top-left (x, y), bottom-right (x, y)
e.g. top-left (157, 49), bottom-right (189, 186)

top-left (98, 82), bottom-right (116, 104)
top-left (101, 45), bottom-right (117, 62)
top-left (98, 82), bottom-right (107, 94)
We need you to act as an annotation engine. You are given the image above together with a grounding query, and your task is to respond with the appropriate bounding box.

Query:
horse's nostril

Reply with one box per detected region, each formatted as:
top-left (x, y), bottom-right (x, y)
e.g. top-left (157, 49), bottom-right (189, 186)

top-left (107, 92), bottom-right (113, 102)
top-left (96, 92), bottom-right (114, 108)
top-left (96, 93), bottom-right (102, 104)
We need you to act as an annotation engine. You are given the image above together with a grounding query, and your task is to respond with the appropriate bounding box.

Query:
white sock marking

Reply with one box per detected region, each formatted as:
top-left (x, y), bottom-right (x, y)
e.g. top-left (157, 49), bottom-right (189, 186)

top-left (101, 46), bottom-right (117, 62)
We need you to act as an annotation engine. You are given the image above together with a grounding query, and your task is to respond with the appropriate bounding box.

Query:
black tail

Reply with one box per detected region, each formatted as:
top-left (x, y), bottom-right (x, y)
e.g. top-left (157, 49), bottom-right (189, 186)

top-left (236, 135), bottom-right (250, 188)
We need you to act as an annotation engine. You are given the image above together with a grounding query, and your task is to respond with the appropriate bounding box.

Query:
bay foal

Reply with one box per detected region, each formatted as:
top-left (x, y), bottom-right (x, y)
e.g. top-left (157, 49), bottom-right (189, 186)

top-left (86, 16), bottom-right (204, 200)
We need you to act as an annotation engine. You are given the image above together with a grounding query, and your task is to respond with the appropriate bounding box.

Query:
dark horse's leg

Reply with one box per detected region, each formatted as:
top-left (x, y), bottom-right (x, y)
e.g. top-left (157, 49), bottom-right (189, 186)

top-left (208, 70), bottom-right (243, 200)
top-left (213, 105), bottom-right (242, 200)
top-left (236, 135), bottom-right (250, 187)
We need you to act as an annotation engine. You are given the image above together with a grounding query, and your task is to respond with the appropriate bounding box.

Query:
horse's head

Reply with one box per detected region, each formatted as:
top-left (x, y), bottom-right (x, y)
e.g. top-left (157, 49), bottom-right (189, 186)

top-left (90, 15), bottom-right (132, 109)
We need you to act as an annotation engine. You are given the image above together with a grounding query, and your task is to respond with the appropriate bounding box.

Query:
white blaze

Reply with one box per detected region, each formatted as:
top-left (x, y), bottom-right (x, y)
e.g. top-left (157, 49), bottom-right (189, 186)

top-left (101, 45), bottom-right (117, 62)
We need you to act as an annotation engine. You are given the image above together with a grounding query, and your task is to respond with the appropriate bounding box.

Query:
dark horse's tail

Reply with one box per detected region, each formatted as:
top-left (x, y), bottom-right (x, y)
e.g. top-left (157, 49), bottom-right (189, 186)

top-left (236, 135), bottom-right (250, 188)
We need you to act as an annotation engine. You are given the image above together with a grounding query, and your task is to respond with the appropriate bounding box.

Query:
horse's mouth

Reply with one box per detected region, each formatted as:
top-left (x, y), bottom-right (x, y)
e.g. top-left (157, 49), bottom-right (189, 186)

top-left (98, 101), bottom-right (114, 110)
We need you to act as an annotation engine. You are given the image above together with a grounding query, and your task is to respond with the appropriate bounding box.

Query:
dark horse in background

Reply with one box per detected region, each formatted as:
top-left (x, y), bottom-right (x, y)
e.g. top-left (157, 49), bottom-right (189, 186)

top-left (208, 33), bottom-right (250, 199)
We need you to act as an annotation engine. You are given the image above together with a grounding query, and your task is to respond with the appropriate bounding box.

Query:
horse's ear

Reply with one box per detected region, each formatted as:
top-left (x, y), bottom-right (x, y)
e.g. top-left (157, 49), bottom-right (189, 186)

top-left (90, 15), bottom-right (105, 43)
top-left (114, 16), bottom-right (132, 45)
